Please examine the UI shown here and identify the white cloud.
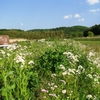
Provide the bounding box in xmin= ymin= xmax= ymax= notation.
xmin=63 ymin=15 xmax=72 ymax=19
xmin=78 ymin=18 xmax=85 ymax=21
xmin=74 ymin=14 xmax=81 ymax=18
xmin=86 ymin=0 xmax=100 ymax=5
xmin=20 ymin=23 xmax=23 ymax=26
xmin=89 ymin=8 xmax=100 ymax=12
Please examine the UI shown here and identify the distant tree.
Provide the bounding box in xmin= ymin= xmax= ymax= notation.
xmin=91 ymin=24 xmax=100 ymax=35
xmin=83 ymin=29 xmax=90 ymax=37
xmin=70 ymin=32 xmax=78 ymax=37
xmin=88 ymin=31 xmax=94 ymax=37
xmin=77 ymin=32 xmax=83 ymax=37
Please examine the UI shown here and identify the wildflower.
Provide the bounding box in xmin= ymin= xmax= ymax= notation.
xmin=87 ymin=74 xmax=93 ymax=79
xmin=63 ymin=52 xmax=79 ymax=63
xmin=97 ymin=64 xmax=100 ymax=68
xmin=38 ymin=39 xmax=45 ymax=42
xmin=59 ymin=64 xmax=66 ymax=70
xmin=88 ymin=52 xmax=95 ymax=57
xmin=94 ymin=78 xmax=98 ymax=82
xmin=7 ymin=44 xmax=17 ymax=51
xmin=86 ymin=94 xmax=92 ymax=99
xmin=78 ymin=65 xmax=83 ymax=69
xmin=64 ymin=39 xmax=67 ymax=41
xmin=49 ymin=93 xmax=58 ymax=98
xmin=14 ymin=55 xmax=25 ymax=65
xmin=51 ymin=74 xmax=56 ymax=77
xmin=28 ymin=60 xmax=34 ymax=65
xmin=60 ymin=80 xmax=66 ymax=85
xmin=62 ymin=71 xmax=67 ymax=76
xmin=41 ymin=89 xmax=48 ymax=93
xmin=94 ymin=95 xmax=97 ymax=100
xmin=0 ymin=50 xmax=5 ymax=55
xmin=20 ymin=65 xmax=24 ymax=68
xmin=62 ymin=90 xmax=66 ymax=94
xmin=43 ymin=96 xmax=46 ymax=98
xmin=51 ymin=83 xmax=54 ymax=86
xmin=68 ymin=68 xmax=76 ymax=74
xmin=76 ymin=65 xmax=85 ymax=74
xmin=51 ymin=87 xmax=55 ymax=90
xmin=48 ymin=83 xmax=51 ymax=86
xmin=7 ymin=53 xmax=10 ymax=57
xmin=54 ymin=85 xmax=58 ymax=88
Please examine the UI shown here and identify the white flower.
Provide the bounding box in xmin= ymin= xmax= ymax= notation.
xmin=28 ymin=60 xmax=34 ymax=65
xmin=88 ymin=52 xmax=95 ymax=57
xmin=7 ymin=53 xmax=10 ymax=57
xmin=7 ymin=44 xmax=17 ymax=51
xmin=41 ymin=89 xmax=48 ymax=93
xmin=0 ymin=50 xmax=5 ymax=55
xmin=59 ymin=64 xmax=66 ymax=70
xmin=38 ymin=39 xmax=45 ymax=42
xmin=76 ymin=65 xmax=85 ymax=74
xmin=51 ymin=83 xmax=54 ymax=86
xmin=63 ymin=52 xmax=79 ymax=63
xmin=60 ymin=80 xmax=66 ymax=85
xmin=54 ymin=85 xmax=58 ymax=88
xmin=62 ymin=90 xmax=66 ymax=94
xmin=51 ymin=87 xmax=55 ymax=90
xmin=51 ymin=74 xmax=56 ymax=77
xmin=78 ymin=65 xmax=83 ymax=69
xmin=62 ymin=71 xmax=67 ymax=76
xmin=68 ymin=68 xmax=76 ymax=74
xmin=43 ymin=96 xmax=46 ymax=98
xmin=49 ymin=93 xmax=58 ymax=98
xmin=86 ymin=94 xmax=92 ymax=99
xmin=14 ymin=55 xmax=25 ymax=65
xmin=87 ymin=74 xmax=93 ymax=79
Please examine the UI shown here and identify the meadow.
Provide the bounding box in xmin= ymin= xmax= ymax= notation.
xmin=0 ymin=39 xmax=100 ymax=100
xmin=74 ymin=37 xmax=100 ymax=52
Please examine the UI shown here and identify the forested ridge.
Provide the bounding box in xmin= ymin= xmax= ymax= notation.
xmin=0 ymin=24 xmax=100 ymax=39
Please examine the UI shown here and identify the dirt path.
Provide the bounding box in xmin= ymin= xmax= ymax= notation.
xmin=10 ymin=38 xmax=28 ymax=43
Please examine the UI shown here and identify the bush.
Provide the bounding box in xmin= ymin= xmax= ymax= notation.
xmin=88 ymin=31 xmax=94 ymax=37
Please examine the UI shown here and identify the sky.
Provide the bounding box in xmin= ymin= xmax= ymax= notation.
xmin=0 ymin=0 xmax=100 ymax=30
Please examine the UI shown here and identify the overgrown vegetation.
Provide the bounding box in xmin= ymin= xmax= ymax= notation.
xmin=0 ymin=39 xmax=100 ymax=100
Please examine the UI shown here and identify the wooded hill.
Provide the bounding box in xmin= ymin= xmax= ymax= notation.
xmin=0 ymin=24 xmax=100 ymax=39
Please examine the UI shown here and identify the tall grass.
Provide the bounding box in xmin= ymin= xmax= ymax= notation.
xmin=0 ymin=39 xmax=100 ymax=100
xmin=74 ymin=37 xmax=100 ymax=52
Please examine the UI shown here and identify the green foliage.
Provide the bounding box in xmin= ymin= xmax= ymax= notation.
xmin=0 ymin=25 xmax=89 ymax=39
xmin=83 ymin=24 xmax=100 ymax=36
xmin=88 ymin=31 xmax=94 ymax=37
xmin=0 ymin=39 xmax=100 ymax=99
xmin=35 ymin=46 xmax=67 ymax=75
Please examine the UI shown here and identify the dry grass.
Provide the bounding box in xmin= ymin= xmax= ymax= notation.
xmin=9 ymin=38 xmax=28 ymax=43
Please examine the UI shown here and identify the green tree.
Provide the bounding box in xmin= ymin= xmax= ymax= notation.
xmin=88 ymin=31 xmax=94 ymax=37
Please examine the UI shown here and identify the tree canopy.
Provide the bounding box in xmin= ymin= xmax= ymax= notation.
xmin=83 ymin=24 xmax=100 ymax=37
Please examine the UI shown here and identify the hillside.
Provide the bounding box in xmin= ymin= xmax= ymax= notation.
xmin=0 ymin=24 xmax=100 ymax=39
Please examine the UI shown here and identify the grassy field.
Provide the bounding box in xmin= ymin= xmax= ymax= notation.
xmin=74 ymin=37 xmax=100 ymax=52
xmin=77 ymin=41 xmax=100 ymax=52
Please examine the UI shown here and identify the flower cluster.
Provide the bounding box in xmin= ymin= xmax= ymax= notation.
xmin=63 ymin=52 xmax=79 ymax=63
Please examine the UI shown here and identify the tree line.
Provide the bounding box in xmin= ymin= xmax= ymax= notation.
xmin=83 ymin=24 xmax=100 ymax=37
xmin=0 ymin=24 xmax=100 ymax=39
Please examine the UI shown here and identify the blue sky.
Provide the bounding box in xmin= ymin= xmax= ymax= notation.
xmin=0 ymin=0 xmax=100 ymax=30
